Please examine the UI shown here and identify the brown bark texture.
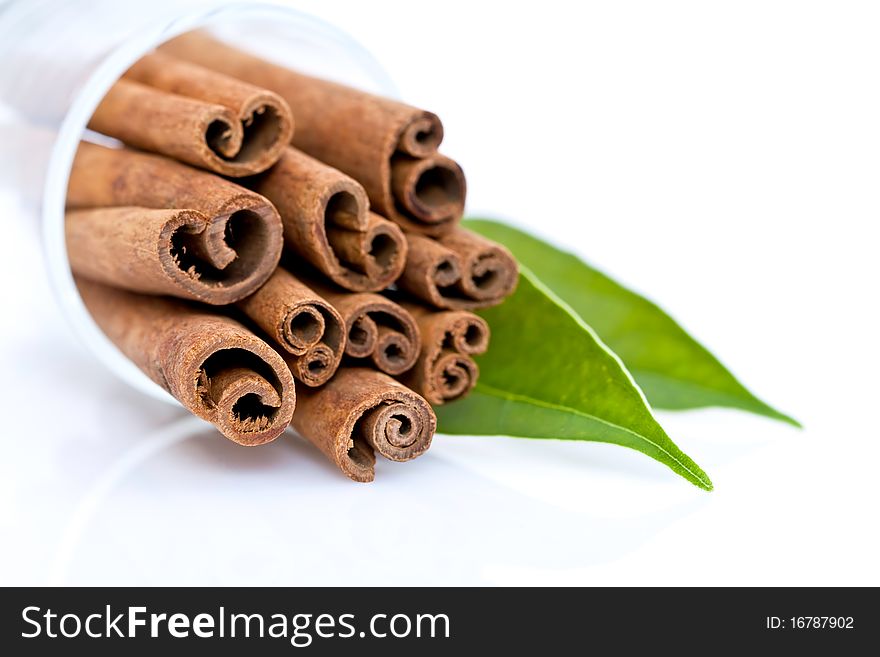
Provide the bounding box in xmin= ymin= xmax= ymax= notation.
xmin=397 ymin=300 xmax=489 ymax=405
xmin=250 ymin=147 xmax=407 ymax=291
xmin=89 ymin=52 xmax=293 ymax=177
xmin=66 ymin=142 xmax=283 ymax=304
xmin=77 ymin=277 xmax=296 ymax=445
xmin=291 ymin=368 xmax=436 ymax=482
xmin=397 ymin=228 xmax=519 ymax=310
xmin=161 ymin=32 xmax=466 ymax=235
xmin=301 ymin=273 xmax=421 ymax=376
xmin=236 ymin=267 xmax=345 ymax=387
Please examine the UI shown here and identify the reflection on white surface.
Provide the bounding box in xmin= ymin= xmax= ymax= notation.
xmin=41 ymin=419 xmax=700 ymax=586
xmin=48 ymin=415 xmax=208 ymax=585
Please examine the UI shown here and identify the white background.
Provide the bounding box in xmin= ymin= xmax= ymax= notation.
xmin=1 ymin=0 xmax=878 ymax=585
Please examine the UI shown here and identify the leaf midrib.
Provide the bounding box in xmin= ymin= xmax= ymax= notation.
xmin=475 ymin=381 xmax=712 ymax=490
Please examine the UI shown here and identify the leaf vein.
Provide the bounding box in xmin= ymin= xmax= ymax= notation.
xmin=475 ymin=381 xmax=711 ymax=488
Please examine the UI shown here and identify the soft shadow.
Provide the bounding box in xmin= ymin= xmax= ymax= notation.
xmin=50 ymin=416 xmax=703 ymax=586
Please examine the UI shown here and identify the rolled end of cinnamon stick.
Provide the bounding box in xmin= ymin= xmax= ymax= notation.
xmin=371 ymin=323 xmax=418 ymax=376
xmin=325 ymin=211 xmax=408 ymax=287
xmin=235 ymin=268 xmax=345 ymax=387
xmin=66 ymin=143 xmax=284 ymax=304
xmin=357 ymin=390 xmax=434 ymax=462
xmin=113 ymin=52 xmax=294 ymax=177
xmin=301 ymin=277 xmax=422 ymax=376
xmin=390 ymin=153 xmax=466 ymax=232
xmin=291 ymin=368 xmax=436 ymax=482
xmin=76 ymin=278 xmax=296 ymax=445
xmin=440 ymin=228 xmax=519 ymax=303
xmin=399 ymin=303 xmax=490 ymax=405
xmin=89 ymin=80 xmax=241 ymax=173
xmin=285 ymin=342 xmax=339 ymax=388
xmin=396 ymin=111 xmax=444 ymax=158
xmin=253 ymin=148 xmax=407 ymax=292
xmin=398 ymin=228 xmax=519 ymax=310
xmin=66 ymin=205 xmax=282 ymax=305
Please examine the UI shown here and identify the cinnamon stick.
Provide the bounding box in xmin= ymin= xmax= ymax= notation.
xmin=301 ymin=274 xmax=421 ymax=376
xmin=235 ymin=267 xmax=345 ymax=387
xmin=161 ymin=32 xmax=466 ymax=235
xmin=76 ymin=278 xmax=296 ymax=445
xmin=397 ymin=301 xmax=489 ymax=405
xmin=389 ymin=153 xmax=465 ymax=228
xmin=291 ymin=368 xmax=436 ymax=482
xmin=251 ymin=147 xmax=407 ymax=292
xmin=397 ymin=228 xmax=519 ymax=310
xmin=66 ymin=142 xmax=283 ymax=305
xmin=89 ymin=52 xmax=293 ymax=177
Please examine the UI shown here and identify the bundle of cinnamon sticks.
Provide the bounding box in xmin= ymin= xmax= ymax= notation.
xmin=67 ymin=31 xmax=518 ymax=482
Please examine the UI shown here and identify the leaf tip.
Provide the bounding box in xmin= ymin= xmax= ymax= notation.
xmin=685 ymin=465 xmax=714 ymax=491
xmin=754 ymin=401 xmax=802 ymax=429
xmin=777 ymin=413 xmax=803 ymax=429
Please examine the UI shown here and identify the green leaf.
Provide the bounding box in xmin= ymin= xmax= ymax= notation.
xmin=435 ymin=270 xmax=714 ymax=491
xmin=463 ymin=218 xmax=798 ymax=427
